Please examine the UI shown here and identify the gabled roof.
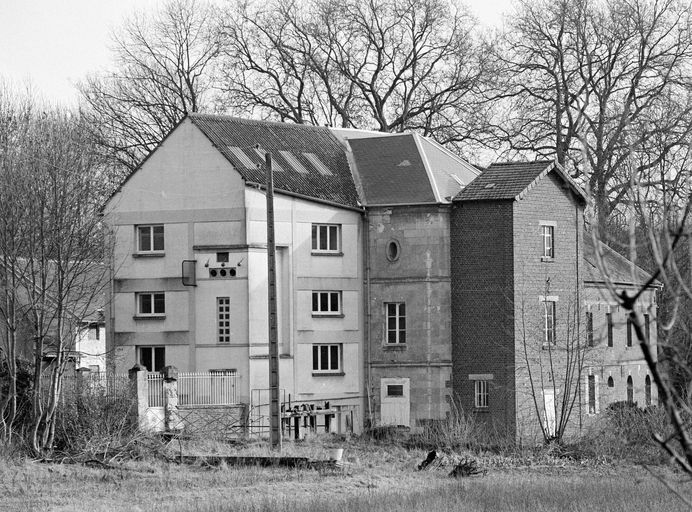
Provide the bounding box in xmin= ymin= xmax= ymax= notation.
xmin=345 ymin=133 xmax=479 ymax=206
xmin=189 ymin=114 xmax=360 ymax=208
xmin=454 ymin=160 xmax=586 ymax=203
xmin=583 ymin=235 xmax=660 ymax=288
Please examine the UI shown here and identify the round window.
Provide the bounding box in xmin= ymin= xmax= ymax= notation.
xmin=386 ymin=240 xmax=400 ymax=262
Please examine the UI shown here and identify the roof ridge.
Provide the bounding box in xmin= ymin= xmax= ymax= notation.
xmin=189 ymin=113 xmax=331 ymax=133
xmin=488 ymin=159 xmax=555 ymax=167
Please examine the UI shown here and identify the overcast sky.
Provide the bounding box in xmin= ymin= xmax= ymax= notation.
xmin=0 ymin=0 xmax=513 ymax=106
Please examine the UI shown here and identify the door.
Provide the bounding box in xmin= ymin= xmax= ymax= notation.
xmin=380 ymin=378 xmax=410 ymax=427
xmin=543 ymin=388 xmax=556 ymax=437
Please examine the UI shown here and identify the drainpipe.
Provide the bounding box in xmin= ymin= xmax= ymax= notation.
xmin=576 ymin=203 xmax=582 ymax=430
xmin=363 ymin=210 xmax=373 ymax=427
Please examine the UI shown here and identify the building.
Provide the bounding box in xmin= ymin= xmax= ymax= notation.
xmin=104 ymin=115 xmax=658 ymax=439
xmin=451 ymin=161 xmax=658 ymax=441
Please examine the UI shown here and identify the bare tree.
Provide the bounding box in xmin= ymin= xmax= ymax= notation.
xmin=490 ymin=0 xmax=692 ymax=229
xmin=79 ymin=0 xmax=222 ymax=172
xmin=218 ymin=0 xmax=492 ymax=151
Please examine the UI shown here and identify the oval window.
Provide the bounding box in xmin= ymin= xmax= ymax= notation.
xmin=386 ymin=240 xmax=400 ymax=262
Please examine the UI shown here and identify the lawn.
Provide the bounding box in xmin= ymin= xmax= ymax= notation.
xmin=1 ymin=437 xmax=691 ymax=512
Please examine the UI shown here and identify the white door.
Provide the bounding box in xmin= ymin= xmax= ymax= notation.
xmin=380 ymin=378 xmax=410 ymax=427
xmin=543 ymin=388 xmax=556 ymax=437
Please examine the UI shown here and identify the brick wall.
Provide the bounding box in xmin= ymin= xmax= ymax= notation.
xmin=451 ymin=200 xmax=516 ymax=434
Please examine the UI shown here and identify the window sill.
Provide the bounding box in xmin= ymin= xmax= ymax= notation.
xmin=312 ymin=372 xmax=345 ymax=377
xmin=473 ymin=408 xmax=490 ymax=413
xmin=311 ymin=251 xmax=344 ymax=257
xmin=312 ymin=313 xmax=345 ymax=318
xmin=541 ymin=343 xmax=557 ymax=350
xmin=540 ymin=256 xmax=554 ymax=263
xmin=133 ymin=314 xmax=166 ymax=320
xmin=383 ymin=344 xmax=407 ymax=350
xmin=133 ymin=252 xmax=165 ymax=258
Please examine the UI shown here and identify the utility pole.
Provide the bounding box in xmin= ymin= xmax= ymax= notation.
xmin=264 ymin=150 xmax=281 ymax=450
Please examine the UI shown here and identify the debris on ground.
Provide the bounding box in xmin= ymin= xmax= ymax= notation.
xmin=448 ymin=457 xmax=486 ymax=478
xmin=417 ymin=450 xmax=437 ymax=470
xmin=416 ymin=450 xmax=487 ymax=478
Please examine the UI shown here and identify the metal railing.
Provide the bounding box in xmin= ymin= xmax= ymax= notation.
xmin=178 ymin=372 xmax=238 ymax=406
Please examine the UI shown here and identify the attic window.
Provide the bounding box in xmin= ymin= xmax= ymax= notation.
xmin=279 ymin=151 xmax=310 ymax=174
xmin=484 ymin=183 xmax=496 ymax=189
xmin=303 ymin=153 xmax=333 ymax=176
xmin=228 ymin=146 xmax=257 ymax=168
xmin=397 ymin=160 xmax=411 ymax=167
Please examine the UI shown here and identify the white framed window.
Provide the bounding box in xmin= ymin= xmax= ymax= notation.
xmin=312 ymin=344 xmax=341 ymax=373
xmin=474 ymin=380 xmax=489 ymax=408
xmin=312 ymin=291 xmax=341 ymax=315
xmin=139 ymin=346 xmax=166 ymax=372
xmin=385 ymin=302 xmax=406 ymax=344
xmin=136 ymin=292 xmax=165 ymax=316
xmin=540 ymin=222 xmax=555 ymax=260
xmin=217 ymin=297 xmax=230 ymax=343
xmin=311 ymin=224 xmax=341 ymax=253
xmin=543 ymin=300 xmax=556 ymax=345
xmin=137 ymin=225 xmax=164 ymax=253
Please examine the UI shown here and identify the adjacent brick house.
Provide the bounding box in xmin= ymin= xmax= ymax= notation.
xmin=451 ymin=161 xmax=658 ymax=441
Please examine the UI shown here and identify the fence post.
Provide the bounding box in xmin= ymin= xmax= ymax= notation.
xmin=128 ymin=364 xmax=150 ymax=431
xmin=163 ymin=366 xmax=184 ymax=433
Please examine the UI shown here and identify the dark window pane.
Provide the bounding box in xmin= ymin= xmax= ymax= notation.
xmin=329 ymin=226 xmax=338 ymax=250
xmin=330 ymin=292 xmax=339 ymax=312
xmin=312 ymin=346 xmax=318 ymax=370
xmin=153 ymin=294 xmax=165 ymax=314
xmin=400 ymin=331 xmax=406 ymax=344
xmin=388 ymin=317 xmax=397 ymax=329
xmin=320 ymin=346 xmax=329 ymax=370
xmin=330 ymin=345 xmax=339 ymax=370
xmin=319 ymin=226 xmax=328 ymax=250
xmin=387 ymin=385 xmax=404 ymax=397
xmin=153 ymin=226 xmax=164 ymax=251
xmin=311 ymin=225 xmax=317 ymax=250
xmin=399 ymin=317 xmax=406 ymax=330
xmin=400 ymin=304 xmax=405 ymax=316
xmin=387 ymin=303 xmax=396 ymax=316
xmin=320 ymin=293 xmax=328 ymax=311
xmin=140 ymin=294 xmax=152 ymax=314
xmin=312 ymin=293 xmax=318 ymax=312
xmin=139 ymin=227 xmax=151 ymax=251
xmin=140 ymin=347 xmax=152 ymax=371
xmin=388 ymin=331 xmax=396 ymax=343
xmin=154 ymin=347 xmax=165 ymax=372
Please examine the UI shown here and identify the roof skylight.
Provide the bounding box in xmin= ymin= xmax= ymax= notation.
xmin=279 ymin=150 xmax=310 ymax=174
xmin=227 ymin=146 xmax=257 ymax=168
xmin=303 ymin=153 xmax=333 ymax=176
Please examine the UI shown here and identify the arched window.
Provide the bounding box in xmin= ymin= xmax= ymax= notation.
xmin=627 ymin=376 xmax=634 ymax=403
xmin=645 ymin=375 xmax=652 ymax=406
xmin=607 ymin=376 xmax=614 ymax=388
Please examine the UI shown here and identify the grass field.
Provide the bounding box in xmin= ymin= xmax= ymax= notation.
xmin=1 ymin=437 xmax=691 ymax=512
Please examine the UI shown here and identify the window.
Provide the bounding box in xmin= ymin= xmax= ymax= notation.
xmin=312 ymin=291 xmax=341 ymax=315
xmin=88 ymin=323 xmax=100 ymax=341
xmin=607 ymin=376 xmax=614 ymax=388
xmin=386 ymin=240 xmax=400 ymax=262
xmin=217 ymin=297 xmax=230 ymax=343
xmin=645 ymin=375 xmax=652 ymax=406
xmin=586 ymin=311 xmax=594 ymax=347
xmin=139 ymin=346 xmax=165 ymax=372
xmin=385 ymin=303 xmax=406 ymax=344
xmin=137 ymin=225 xmax=164 ymax=253
xmin=312 ymin=344 xmax=341 ymax=373
xmin=607 ymin=312 xmax=613 ymax=347
xmin=474 ymin=380 xmax=489 ymax=408
xmin=137 ymin=292 xmax=165 ymax=316
xmin=627 ymin=376 xmax=634 ymax=403
xmin=644 ymin=313 xmax=650 ymax=341
xmin=387 ymin=384 xmax=404 ymax=397
xmin=543 ymin=300 xmax=556 ymax=345
xmin=626 ymin=317 xmax=633 ymax=347
xmin=541 ymin=224 xmax=554 ymax=259
xmin=311 ymin=224 xmax=341 ymax=253
xmin=588 ymin=374 xmax=597 ymax=414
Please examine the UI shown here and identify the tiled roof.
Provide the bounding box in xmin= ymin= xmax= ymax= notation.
xmin=454 ymin=160 xmax=586 ymax=203
xmin=347 ymin=134 xmax=436 ymax=205
xmin=346 ymin=133 xmax=479 ymax=205
xmin=583 ymin=235 xmax=659 ymax=287
xmin=189 ymin=114 xmax=360 ymax=208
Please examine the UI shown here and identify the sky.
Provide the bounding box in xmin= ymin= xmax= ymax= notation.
xmin=0 ymin=0 xmax=513 ymax=106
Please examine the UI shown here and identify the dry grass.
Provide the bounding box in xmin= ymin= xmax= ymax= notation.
xmin=1 ymin=435 xmax=691 ymax=512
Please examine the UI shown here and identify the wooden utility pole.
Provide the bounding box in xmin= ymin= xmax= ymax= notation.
xmin=265 ymin=151 xmax=281 ymax=450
